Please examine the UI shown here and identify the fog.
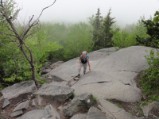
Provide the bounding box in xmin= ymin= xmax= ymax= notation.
xmin=14 ymin=0 xmax=159 ymax=26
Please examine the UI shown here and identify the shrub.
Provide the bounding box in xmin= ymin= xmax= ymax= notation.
xmin=140 ymin=50 xmax=159 ymax=101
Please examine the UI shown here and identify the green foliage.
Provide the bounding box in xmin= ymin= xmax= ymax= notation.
xmin=112 ymin=28 xmax=136 ymax=48
xmin=112 ymin=21 xmax=148 ymax=48
xmin=63 ymin=23 xmax=93 ymax=60
xmin=138 ymin=11 xmax=159 ymax=48
xmin=37 ymin=22 xmax=93 ymax=61
xmin=0 ymin=21 xmax=93 ymax=86
xmin=0 ymin=42 xmax=32 ymax=83
xmin=140 ymin=50 xmax=159 ymax=101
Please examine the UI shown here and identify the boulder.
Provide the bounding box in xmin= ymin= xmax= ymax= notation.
xmin=13 ymin=100 xmax=30 ymax=112
xmin=86 ymin=107 xmax=106 ymax=119
xmin=63 ymin=93 xmax=96 ymax=117
xmin=1 ymin=81 xmax=36 ymax=100
xmin=2 ymin=98 xmax=10 ymax=109
xmin=17 ymin=105 xmax=60 ymax=119
xmin=35 ymin=82 xmax=74 ymax=102
xmin=71 ymin=114 xmax=87 ymax=119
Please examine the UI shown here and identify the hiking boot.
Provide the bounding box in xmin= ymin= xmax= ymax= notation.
xmin=77 ymin=74 xmax=80 ymax=78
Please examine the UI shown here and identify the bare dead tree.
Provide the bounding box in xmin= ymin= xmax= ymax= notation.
xmin=0 ymin=0 xmax=56 ymax=88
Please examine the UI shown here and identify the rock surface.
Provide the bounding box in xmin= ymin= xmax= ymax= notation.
xmin=35 ymin=82 xmax=74 ymax=102
xmin=17 ymin=105 xmax=60 ymax=119
xmin=48 ymin=46 xmax=154 ymax=119
xmin=49 ymin=46 xmax=152 ymax=103
xmin=63 ymin=93 xmax=96 ymax=117
xmin=86 ymin=107 xmax=106 ymax=119
xmin=49 ymin=47 xmax=118 ymax=82
xmin=71 ymin=114 xmax=87 ymax=119
xmin=1 ymin=81 xmax=36 ymax=99
xmin=0 ymin=46 xmax=156 ymax=119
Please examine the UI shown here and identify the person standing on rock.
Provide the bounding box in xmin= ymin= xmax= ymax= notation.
xmin=77 ymin=51 xmax=91 ymax=77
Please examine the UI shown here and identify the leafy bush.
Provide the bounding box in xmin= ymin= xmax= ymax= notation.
xmin=140 ymin=50 xmax=159 ymax=100
xmin=63 ymin=23 xmax=93 ymax=60
xmin=112 ymin=28 xmax=137 ymax=48
xmin=112 ymin=21 xmax=148 ymax=48
xmin=37 ymin=22 xmax=93 ymax=61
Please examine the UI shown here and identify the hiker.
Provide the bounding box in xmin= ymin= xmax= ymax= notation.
xmin=77 ymin=51 xmax=91 ymax=77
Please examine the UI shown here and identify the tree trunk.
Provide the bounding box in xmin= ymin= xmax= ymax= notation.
xmin=31 ymin=63 xmax=38 ymax=88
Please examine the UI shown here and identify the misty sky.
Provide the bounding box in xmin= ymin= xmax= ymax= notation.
xmin=14 ymin=0 xmax=159 ymax=25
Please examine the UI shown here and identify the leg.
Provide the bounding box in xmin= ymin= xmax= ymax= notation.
xmin=83 ymin=63 xmax=87 ymax=75
xmin=78 ymin=63 xmax=82 ymax=77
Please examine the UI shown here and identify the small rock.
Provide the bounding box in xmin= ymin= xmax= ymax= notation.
xmin=10 ymin=110 xmax=23 ymax=117
xmin=71 ymin=114 xmax=87 ymax=119
xmin=2 ymin=98 xmax=10 ymax=109
xmin=86 ymin=107 xmax=106 ymax=119
xmin=45 ymin=105 xmax=60 ymax=119
xmin=13 ymin=100 xmax=29 ymax=112
xmin=63 ymin=93 xmax=96 ymax=117
xmin=31 ymin=99 xmax=37 ymax=106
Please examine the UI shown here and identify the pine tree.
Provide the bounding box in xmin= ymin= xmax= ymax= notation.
xmin=102 ymin=9 xmax=115 ymax=47
xmin=90 ymin=9 xmax=115 ymax=49
xmin=90 ymin=8 xmax=103 ymax=50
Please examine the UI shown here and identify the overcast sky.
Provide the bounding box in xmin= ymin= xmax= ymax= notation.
xmin=14 ymin=0 xmax=159 ymax=26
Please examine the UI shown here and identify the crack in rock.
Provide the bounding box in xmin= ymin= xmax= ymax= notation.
xmin=118 ymin=70 xmax=139 ymax=73
xmin=82 ymin=81 xmax=112 ymax=86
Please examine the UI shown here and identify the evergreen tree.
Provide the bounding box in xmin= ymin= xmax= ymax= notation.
xmin=90 ymin=8 xmax=115 ymax=49
xmin=90 ymin=8 xmax=103 ymax=50
xmin=102 ymin=9 xmax=115 ymax=47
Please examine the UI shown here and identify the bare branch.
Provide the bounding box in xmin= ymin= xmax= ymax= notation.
xmin=0 ymin=0 xmax=3 ymax=6
xmin=21 ymin=0 xmax=56 ymax=40
xmin=29 ymin=15 xmax=34 ymax=23
xmin=37 ymin=0 xmax=56 ymax=21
